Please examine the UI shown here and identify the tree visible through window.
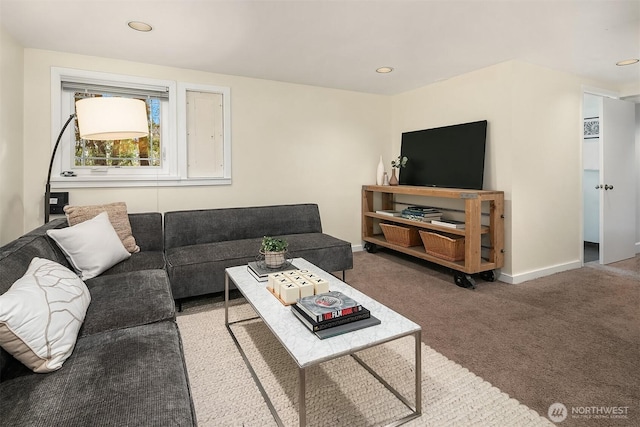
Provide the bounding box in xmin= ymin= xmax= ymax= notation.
xmin=73 ymin=93 xmax=162 ymax=167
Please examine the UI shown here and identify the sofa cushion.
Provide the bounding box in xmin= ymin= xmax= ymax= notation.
xmin=47 ymin=212 xmax=131 ymax=280
xmin=0 ymin=235 xmax=70 ymax=295
xmin=0 ymin=258 xmax=91 ymax=373
xmin=128 ymin=212 xmax=164 ymax=251
xmin=64 ymin=201 xmax=140 ymax=253
xmin=279 ymin=233 xmax=354 ymax=273
xmin=166 ymin=237 xmax=262 ymax=266
xmin=101 ymin=251 xmax=166 ymax=276
xmin=164 ymin=203 xmax=323 ymax=249
xmin=166 ymin=232 xmax=352 ymax=299
xmin=0 ymin=321 xmax=195 ymax=426
xmin=79 ymin=269 xmax=174 ymax=337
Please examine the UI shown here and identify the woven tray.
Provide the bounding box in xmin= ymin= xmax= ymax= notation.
xmin=379 ymin=223 xmax=421 ymax=247
xmin=419 ymin=230 xmax=465 ymax=261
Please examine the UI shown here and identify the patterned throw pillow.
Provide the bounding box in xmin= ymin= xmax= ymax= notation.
xmin=0 ymin=257 xmax=91 ymax=373
xmin=64 ymin=201 xmax=140 ymax=253
xmin=47 ymin=212 xmax=131 ymax=280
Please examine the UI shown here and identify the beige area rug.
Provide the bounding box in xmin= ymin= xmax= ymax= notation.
xmin=177 ymin=301 xmax=553 ymax=426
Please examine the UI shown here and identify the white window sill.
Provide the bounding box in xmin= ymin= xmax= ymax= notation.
xmin=50 ymin=176 xmax=231 ymax=188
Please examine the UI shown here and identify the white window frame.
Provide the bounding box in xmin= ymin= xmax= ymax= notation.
xmin=50 ymin=67 xmax=232 ymax=187
xmin=177 ymin=82 xmax=232 ymax=184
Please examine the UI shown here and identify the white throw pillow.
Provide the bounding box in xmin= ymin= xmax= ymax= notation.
xmin=0 ymin=257 xmax=91 ymax=373
xmin=47 ymin=211 xmax=131 ymax=280
xmin=64 ymin=202 xmax=140 ymax=253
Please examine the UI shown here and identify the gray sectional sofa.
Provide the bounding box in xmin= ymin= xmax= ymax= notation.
xmin=164 ymin=203 xmax=353 ymax=301
xmin=0 ymin=203 xmax=352 ymax=424
xmin=0 ymin=214 xmax=195 ymax=426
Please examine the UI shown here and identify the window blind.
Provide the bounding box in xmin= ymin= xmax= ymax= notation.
xmin=62 ymin=81 xmax=169 ymax=99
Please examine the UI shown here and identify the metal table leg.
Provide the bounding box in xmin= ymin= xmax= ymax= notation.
xmin=299 ymin=367 xmax=306 ymax=426
xmin=224 ymin=273 xmax=229 ymax=325
xmin=415 ymin=330 xmax=422 ymax=416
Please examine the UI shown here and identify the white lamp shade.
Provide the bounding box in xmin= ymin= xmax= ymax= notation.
xmin=75 ymin=97 xmax=149 ymax=140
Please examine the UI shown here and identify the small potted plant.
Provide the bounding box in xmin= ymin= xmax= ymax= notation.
xmin=260 ymin=236 xmax=288 ymax=268
xmin=389 ymin=156 xmax=408 ymax=185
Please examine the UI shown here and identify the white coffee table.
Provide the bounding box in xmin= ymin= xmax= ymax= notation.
xmin=225 ymin=258 xmax=422 ymax=426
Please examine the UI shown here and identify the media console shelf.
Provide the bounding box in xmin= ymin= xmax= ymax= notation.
xmin=362 ymin=185 xmax=504 ymax=289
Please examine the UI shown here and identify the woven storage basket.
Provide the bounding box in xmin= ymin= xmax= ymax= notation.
xmin=419 ymin=230 xmax=465 ymax=261
xmin=379 ymin=223 xmax=421 ymax=247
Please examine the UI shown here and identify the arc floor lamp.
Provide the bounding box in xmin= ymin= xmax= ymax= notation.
xmin=45 ymin=97 xmax=149 ymax=223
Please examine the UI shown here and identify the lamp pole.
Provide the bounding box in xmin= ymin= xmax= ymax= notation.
xmin=45 ymin=113 xmax=75 ymax=223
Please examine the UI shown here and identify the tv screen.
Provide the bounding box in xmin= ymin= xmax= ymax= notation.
xmin=399 ymin=120 xmax=487 ymax=190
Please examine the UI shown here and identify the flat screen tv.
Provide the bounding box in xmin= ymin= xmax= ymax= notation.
xmin=399 ymin=120 xmax=487 ymax=190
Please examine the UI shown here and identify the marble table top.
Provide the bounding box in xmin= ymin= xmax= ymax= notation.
xmin=226 ymin=258 xmax=421 ymax=368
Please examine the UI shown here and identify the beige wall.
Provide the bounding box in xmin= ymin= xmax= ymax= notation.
xmin=391 ymin=60 xmax=616 ymax=282
xmin=0 ymin=28 xmax=24 ymax=245
xmin=22 ymin=49 xmax=391 ymax=245
xmin=6 ymin=45 xmax=634 ymax=281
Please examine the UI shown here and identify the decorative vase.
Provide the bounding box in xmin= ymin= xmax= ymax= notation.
xmin=389 ymin=168 xmax=399 ymax=186
xmin=383 ymin=172 xmax=389 ymax=185
xmin=261 ymin=250 xmax=287 ymax=268
xmin=376 ymin=155 xmax=385 ymax=185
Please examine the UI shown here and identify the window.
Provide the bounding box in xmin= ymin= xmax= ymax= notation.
xmin=178 ymin=82 xmax=231 ymax=180
xmin=51 ymin=68 xmax=231 ymax=187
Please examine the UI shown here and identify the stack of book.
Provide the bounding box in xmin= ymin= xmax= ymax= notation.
xmin=247 ymin=260 xmax=296 ymax=282
xmin=291 ymin=291 xmax=380 ymax=339
xmin=401 ymin=206 xmax=442 ymax=222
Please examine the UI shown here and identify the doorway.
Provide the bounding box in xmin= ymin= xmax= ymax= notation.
xmin=582 ymin=92 xmax=637 ymax=265
xmin=582 ymin=93 xmax=600 ymax=263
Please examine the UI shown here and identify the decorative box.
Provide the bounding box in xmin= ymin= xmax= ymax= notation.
xmin=310 ymin=277 xmax=329 ymax=294
xmin=268 ymin=272 xmax=286 ymax=290
xmin=295 ymin=279 xmax=315 ymax=298
xmin=272 ymin=277 xmax=290 ymax=296
xmin=279 ymin=282 xmax=300 ymax=304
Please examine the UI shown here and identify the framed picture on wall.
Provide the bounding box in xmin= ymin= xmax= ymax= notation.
xmin=584 ymin=117 xmax=599 ymax=139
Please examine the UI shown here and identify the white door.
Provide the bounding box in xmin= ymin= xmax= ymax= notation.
xmin=599 ymin=97 xmax=636 ymax=264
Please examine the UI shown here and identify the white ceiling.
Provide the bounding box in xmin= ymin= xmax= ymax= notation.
xmin=1 ymin=0 xmax=638 ymax=95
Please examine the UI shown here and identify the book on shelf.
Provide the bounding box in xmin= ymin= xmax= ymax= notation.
xmin=291 ymin=304 xmax=371 ymax=332
xmin=375 ymin=210 xmax=402 ymax=217
xmin=401 ymin=206 xmax=442 ymax=222
xmin=247 ymin=260 xmax=296 ymax=282
xmin=430 ymin=219 xmax=466 ymax=229
xmin=404 ymin=206 xmax=441 ymax=215
xmin=402 ymin=213 xmax=442 ymax=222
xmin=296 ymin=291 xmax=363 ymax=323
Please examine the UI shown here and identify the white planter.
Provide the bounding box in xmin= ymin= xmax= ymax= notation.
xmin=261 ymin=250 xmax=287 ymax=268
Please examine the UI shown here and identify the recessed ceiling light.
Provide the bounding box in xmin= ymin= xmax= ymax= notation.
xmin=376 ymin=67 xmax=394 ymax=74
xmin=127 ymin=21 xmax=153 ymax=32
xmin=616 ymin=58 xmax=639 ymax=66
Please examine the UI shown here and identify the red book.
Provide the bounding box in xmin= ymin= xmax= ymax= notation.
xmin=295 ymin=291 xmax=362 ymax=323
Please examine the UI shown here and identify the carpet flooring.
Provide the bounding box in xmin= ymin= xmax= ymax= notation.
xmin=178 ymin=251 xmax=638 ymax=426
xmin=343 ymin=250 xmax=639 ymax=427
xmin=177 ymin=302 xmax=552 ymax=426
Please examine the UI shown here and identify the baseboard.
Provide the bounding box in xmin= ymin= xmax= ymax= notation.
xmin=499 ymin=260 xmax=582 ymax=284
xmin=352 ymin=243 xmax=616 ymax=285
